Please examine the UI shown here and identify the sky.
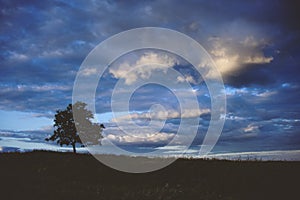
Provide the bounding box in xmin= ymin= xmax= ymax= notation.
xmin=0 ymin=0 xmax=300 ymax=159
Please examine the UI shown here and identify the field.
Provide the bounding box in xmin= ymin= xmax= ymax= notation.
xmin=0 ymin=151 xmax=299 ymax=200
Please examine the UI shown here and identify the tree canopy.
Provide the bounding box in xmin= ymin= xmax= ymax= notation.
xmin=46 ymin=102 xmax=105 ymax=153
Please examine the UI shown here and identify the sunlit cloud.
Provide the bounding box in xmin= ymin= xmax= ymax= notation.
xmin=209 ymin=36 xmax=273 ymax=75
xmin=109 ymin=52 xmax=179 ymax=85
xmin=243 ymin=124 xmax=259 ymax=133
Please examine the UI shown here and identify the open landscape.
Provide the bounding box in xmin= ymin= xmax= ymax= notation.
xmin=1 ymin=1 xmax=300 ymax=200
xmin=1 ymin=151 xmax=299 ymax=200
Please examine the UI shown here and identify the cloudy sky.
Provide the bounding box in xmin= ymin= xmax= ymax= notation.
xmin=0 ymin=0 xmax=300 ymax=157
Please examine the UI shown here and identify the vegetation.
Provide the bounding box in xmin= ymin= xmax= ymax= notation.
xmin=45 ymin=102 xmax=105 ymax=153
xmin=0 ymin=151 xmax=299 ymax=200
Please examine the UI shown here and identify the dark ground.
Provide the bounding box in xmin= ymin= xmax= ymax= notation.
xmin=0 ymin=151 xmax=299 ymax=200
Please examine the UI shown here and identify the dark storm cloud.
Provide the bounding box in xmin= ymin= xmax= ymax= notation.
xmin=1 ymin=0 xmax=299 ymax=112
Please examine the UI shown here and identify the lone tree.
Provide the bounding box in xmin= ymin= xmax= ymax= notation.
xmin=46 ymin=102 xmax=105 ymax=153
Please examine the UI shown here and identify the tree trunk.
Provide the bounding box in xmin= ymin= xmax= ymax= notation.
xmin=72 ymin=143 xmax=76 ymax=154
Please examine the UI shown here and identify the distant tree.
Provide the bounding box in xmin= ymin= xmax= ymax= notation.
xmin=46 ymin=102 xmax=105 ymax=153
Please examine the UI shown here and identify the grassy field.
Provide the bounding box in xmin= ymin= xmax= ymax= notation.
xmin=0 ymin=151 xmax=299 ymax=200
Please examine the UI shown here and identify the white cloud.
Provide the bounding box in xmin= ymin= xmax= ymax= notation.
xmin=176 ymin=75 xmax=196 ymax=84
xmin=109 ymin=52 xmax=179 ymax=85
xmin=104 ymin=132 xmax=175 ymax=144
xmin=155 ymin=145 xmax=185 ymax=150
xmin=225 ymin=86 xmax=277 ymax=98
xmin=80 ymin=68 xmax=98 ymax=76
xmin=8 ymin=51 xmax=28 ymax=61
xmin=256 ymin=90 xmax=277 ymax=98
xmin=111 ymin=108 xmax=210 ymax=122
xmin=12 ymin=84 xmax=70 ymax=92
xmin=225 ymin=113 xmax=247 ymax=121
